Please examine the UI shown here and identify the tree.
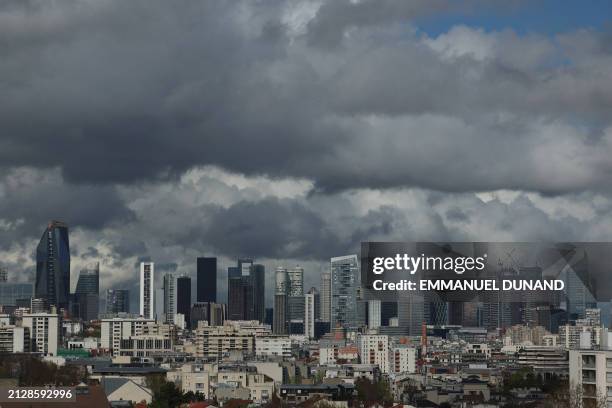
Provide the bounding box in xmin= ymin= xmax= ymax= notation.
xmin=545 ymin=382 xmax=608 ymax=408
xmin=150 ymin=380 xmax=183 ymax=408
xmin=355 ymin=377 xmax=393 ymax=405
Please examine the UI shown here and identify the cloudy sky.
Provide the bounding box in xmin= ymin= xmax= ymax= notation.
xmin=1 ymin=0 xmax=612 ymax=309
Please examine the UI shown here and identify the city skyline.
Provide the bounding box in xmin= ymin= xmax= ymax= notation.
xmin=2 ymin=1 xmax=612 ymax=323
xmin=2 ymin=1 xmax=612 ymax=405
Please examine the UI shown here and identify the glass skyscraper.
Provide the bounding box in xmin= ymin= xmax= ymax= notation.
xmin=74 ymin=263 xmax=100 ymax=321
xmin=176 ymin=275 xmax=191 ymax=327
xmin=330 ymin=254 xmax=361 ymax=330
xmin=35 ymin=221 xmax=70 ymax=311
xmin=0 ymin=283 xmax=33 ymax=307
xmin=197 ymin=257 xmax=217 ymax=303
xmin=227 ymin=259 xmax=265 ymax=322
xmin=163 ymin=273 xmax=176 ymax=324
xmin=106 ymin=289 xmax=130 ymax=314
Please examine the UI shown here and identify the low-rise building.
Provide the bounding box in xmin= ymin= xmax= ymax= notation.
xmin=279 ymin=383 xmax=355 ymax=404
xmin=256 ymin=336 xmax=291 ymax=358
xmin=195 ymin=322 xmax=256 ymax=358
xmin=569 ymin=348 xmax=612 ymax=406
xmin=0 ymin=325 xmax=29 ymax=352
xmin=22 ymin=313 xmax=60 ymax=356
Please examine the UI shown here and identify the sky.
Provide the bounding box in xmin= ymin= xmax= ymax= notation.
xmin=1 ymin=0 xmax=612 ymax=309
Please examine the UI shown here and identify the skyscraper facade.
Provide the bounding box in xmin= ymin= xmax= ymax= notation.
xmin=106 ymin=289 xmax=130 ymax=314
xmin=227 ymin=259 xmax=265 ymax=322
xmin=273 ymin=268 xmax=288 ymax=334
xmin=330 ymin=255 xmax=361 ymax=330
xmin=307 ymin=287 xmax=320 ymax=321
xmin=140 ymin=262 xmax=154 ymax=319
xmin=163 ymin=273 xmax=176 ymax=324
xmin=197 ymin=257 xmax=217 ymax=303
xmin=35 ymin=221 xmax=70 ymax=311
xmin=286 ymin=266 xmax=304 ymax=296
xmin=305 ymin=292 xmax=316 ymax=339
xmin=368 ymin=299 xmax=381 ymax=329
xmin=0 ymin=267 xmax=7 ymax=282
xmin=320 ymin=271 xmax=331 ymax=323
xmin=74 ymin=263 xmax=100 ymax=321
xmin=176 ymin=275 xmax=191 ymax=327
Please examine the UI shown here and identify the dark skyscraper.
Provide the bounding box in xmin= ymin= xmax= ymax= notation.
xmin=227 ymin=259 xmax=265 ymax=322
xmin=106 ymin=289 xmax=130 ymax=314
xmin=197 ymin=257 xmax=217 ymax=303
xmin=35 ymin=221 xmax=70 ymax=311
xmin=74 ymin=263 xmax=100 ymax=321
xmin=176 ymin=275 xmax=192 ymax=327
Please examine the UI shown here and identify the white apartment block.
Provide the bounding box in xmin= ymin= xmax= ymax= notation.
xmin=118 ymin=334 xmax=172 ymax=357
xmin=0 ymin=325 xmax=30 ymax=353
xmin=390 ymin=345 xmax=416 ymax=374
xmin=225 ymin=320 xmax=272 ymax=336
xmin=319 ymin=345 xmax=337 ymax=365
xmin=560 ymin=324 xmax=602 ymax=350
xmin=195 ymin=323 xmax=256 ymax=358
xmin=569 ymin=349 xmax=612 ymax=407
xmin=167 ymin=363 xmax=218 ymax=398
xmin=256 ymin=336 xmax=292 ymax=358
xmin=22 ymin=313 xmax=60 ymax=356
xmin=358 ymin=334 xmax=390 ymax=373
xmin=100 ymin=317 xmax=174 ymax=356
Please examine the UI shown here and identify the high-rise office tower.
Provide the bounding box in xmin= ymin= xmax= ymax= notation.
xmin=139 ymin=262 xmax=154 ymax=319
xmin=330 ymin=255 xmax=361 ymax=330
xmin=176 ymin=275 xmax=191 ymax=328
xmin=275 ymin=266 xmax=305 ymax=333
xmin=287 ymin=266 xmax=304 ymax=296
xmin=287 ymin=295 xmax=305 ymax=335
xmin=227 ymin=259 xmax=265 ymax=322
xmin=307 ymin=287 xmax=320 ymax=321
xmin=163 ymin=273 xmax=176 ymax=324
xmin=273 ymin=268 xmax=288 ymax=334
xmin=320 ymin=272 xmax=331 ymax=323
xmin=305 ymin=292 xmax=316 ymax=339
xmin=35 ymin=221 xmax=70 ymax=311
xmin=197 ymin=257 xmax=217 ymax=303
xmin=368 ymin=299 xmax=381 ymax=329
xmin=74 ymin=263 xmax=100 ymax=321
xmin=565 ymin=250 xmax=596 ymax=321
xmin=155 ymin=288 xmax=164 ymax=321
xmin=106 ymin=289 xmax=130 ymax=314
xmin=0 ymin=282 xmax=33 ymax=308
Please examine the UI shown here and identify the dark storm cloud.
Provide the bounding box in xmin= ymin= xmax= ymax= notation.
xmin=0 ymin=168 xmax=134 ymax=249
xmin=2 ymin=1 xmax=612 ymax=294
xmin=201 ymin=197 xmax=344 ymax=260
xmin=1 ymin=1 xmax=611 ymax=195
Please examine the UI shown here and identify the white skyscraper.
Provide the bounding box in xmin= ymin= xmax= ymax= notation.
xmin=305 ymin=292 xmax=316 ymax=339
xmin=140 ymin=262 xmax=155 ymax=320
xmin=368 ymin=299 xmax=381 ymax=329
